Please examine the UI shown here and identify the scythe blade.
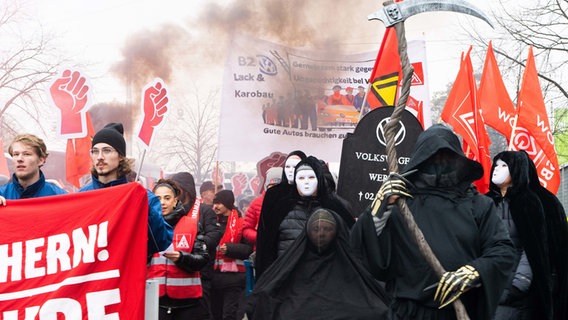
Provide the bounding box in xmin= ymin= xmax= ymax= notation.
xmin=368 ymin=0 xmax=493 ymax=28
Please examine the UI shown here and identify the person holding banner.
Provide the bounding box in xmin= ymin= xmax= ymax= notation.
xmin=79 ymin=122 xmax=173 ymax=255
xmin=148 ymin=179 xmax=210 ymax=319
xmin=350 ymin=124 xmax=516 ymax=320
xmin=0 ymin=134 xmax=67 ymax=203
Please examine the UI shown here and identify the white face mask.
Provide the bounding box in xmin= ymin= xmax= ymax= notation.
xmin=285 ymin=156 xmax=302 ymax=184
xmin=491 ymin=159 xmax=511 ymax=186
xmin=295 ymin=168 xmax=318 ymax=197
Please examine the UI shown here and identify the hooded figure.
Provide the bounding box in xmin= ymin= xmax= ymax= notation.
xmin=351 ymin=124 xmax=516 ymax=320
xmin=487 ymin=150 xmax=552 ymax=320
xmin=255 ymin=150 xmax=306 ymax=278
xmin=523 ymin=151 xmax=568 ymax=320
xmin=246 ymin=208 xmax=389 ymax=320
xmin=255 ymin=155 xmax=354 ymax=279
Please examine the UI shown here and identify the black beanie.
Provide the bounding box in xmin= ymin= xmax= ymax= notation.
xmin=213 ymin=190 xmax=235 ymax=210
xmin=92 ymin=123 xmax=126 ymax=156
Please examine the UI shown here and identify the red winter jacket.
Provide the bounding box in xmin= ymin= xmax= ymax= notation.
xmin=243 ymin=193 xmax=264 ymax=249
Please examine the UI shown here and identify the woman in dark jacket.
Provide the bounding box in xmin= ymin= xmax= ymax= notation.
xmin=148 ymin=179 xmax=210 ymax=319
xmin=487 ymin=151 xmax=552 ymax=320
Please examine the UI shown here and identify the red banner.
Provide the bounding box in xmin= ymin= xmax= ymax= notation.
xmin=0 ymin=183 xmax=148 ymax=319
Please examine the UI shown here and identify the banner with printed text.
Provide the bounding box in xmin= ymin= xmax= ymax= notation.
xmin=0 ymin=183 xmax=148 ymax=319
xmin=218 ymin=34 xmax=429 ymax=162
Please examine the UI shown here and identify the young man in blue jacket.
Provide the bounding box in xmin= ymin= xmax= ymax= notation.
xmin=79 ymin=122 xmax=173 ymax=255
xmin=0 ymin=134 xmax=67 ymax=203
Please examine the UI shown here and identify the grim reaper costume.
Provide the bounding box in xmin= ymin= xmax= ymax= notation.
xmin=246 ymin=209 xmax=388 ymax=320
xmin=351 ymin=124 xmax=516 ymax=320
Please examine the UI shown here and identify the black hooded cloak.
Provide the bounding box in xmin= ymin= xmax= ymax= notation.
xmin=522 ymin=150 xmax=568 ymax=320
xmin=246 ymin=209 xmax=389 ymax=320
xmin=351 ymin=124 xmax=516 ymax=320
xmin=487 ymin=151 xmax=552 ymax=319
xmin=255 ymin=155 xmax=354 ymax=279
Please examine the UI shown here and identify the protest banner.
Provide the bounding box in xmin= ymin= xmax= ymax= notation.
xmin=0 ymin=183 xmax=148 ymax=319
xmin=218 ymin=34 xmax=428 ymax=162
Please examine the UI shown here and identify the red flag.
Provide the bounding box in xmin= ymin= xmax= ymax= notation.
xmin=66 ymin=113 xmax=94 ymax=188
xmin=478 ymin=41 xmax=516 ymax=139
xmin=366 ymin=27 xmax=401 ymax=109
xmin=0 ymin=138 xmax=10 ymax=178
xmin=405 ymin=95 xmax=425 ymax=128
xmin=511 ymin=46 xmax=560 ymax=193
xmin=441 ymin=47 xmax=492 ymax=194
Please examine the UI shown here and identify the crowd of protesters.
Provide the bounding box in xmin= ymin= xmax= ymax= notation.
xmin=1 ymin=122 xmax=567 ymax=320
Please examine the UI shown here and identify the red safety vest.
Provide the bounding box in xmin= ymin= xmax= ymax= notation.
xmin=215 ymin=209 xmax=246 ymax=272
xmin=147 ymin=200 xmax=202 ymax=299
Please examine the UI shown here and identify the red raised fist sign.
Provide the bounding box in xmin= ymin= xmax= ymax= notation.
xmin=138 ymin=78 xmax=170 ymax=149
xmin=50 ymin=69 xmax=90 ymax=138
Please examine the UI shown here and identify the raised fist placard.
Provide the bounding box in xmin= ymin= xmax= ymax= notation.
xmin=138 ymin=78 xmax=170 ymax=149
xmin=50 ymin=69 xmax=91 ymax=138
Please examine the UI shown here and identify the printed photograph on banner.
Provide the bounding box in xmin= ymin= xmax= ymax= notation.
xmin=218 ymin=34 xmax=429 ymax=162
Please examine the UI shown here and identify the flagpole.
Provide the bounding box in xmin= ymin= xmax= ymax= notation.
xmin=507 ymin=114 xmax=519 ymax=150
xmin=135 ymin=149 xmax=147 ymax=183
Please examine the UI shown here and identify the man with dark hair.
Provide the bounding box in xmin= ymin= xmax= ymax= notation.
xmin=79 ymin=122 xmax=172 ymax=255
xmin=0 ymin=134 xmax=67 ymax=203
xmin=200 ymin=180 xmax=223 ymax=205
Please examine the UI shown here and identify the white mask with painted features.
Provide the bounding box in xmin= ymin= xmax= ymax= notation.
xmin=285 ymin=156 xmax=302 ymax=184
xmin=491 ymin=159 xmax=511 ymax=186
xmin=295 ymin=168 xmax=318 ymax=197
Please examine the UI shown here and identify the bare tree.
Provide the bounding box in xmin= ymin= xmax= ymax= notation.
xmin=464 ymin=0 xmax=568 ymax=161
xmin=149 ymin=88 xmax=220 ymax=184
xmin=0 ymin=1 xmax=66 ymax=139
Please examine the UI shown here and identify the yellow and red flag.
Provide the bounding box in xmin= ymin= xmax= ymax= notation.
xmin=367 ymin=27 xmax=401 ymax=109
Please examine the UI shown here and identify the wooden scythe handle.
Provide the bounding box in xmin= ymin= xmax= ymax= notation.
xmin=383 ymin=15 xmax=471 ymax=320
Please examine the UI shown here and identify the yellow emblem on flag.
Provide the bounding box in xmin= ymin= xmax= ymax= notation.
xmin=371 ymin=72 xmax=399 ymax=106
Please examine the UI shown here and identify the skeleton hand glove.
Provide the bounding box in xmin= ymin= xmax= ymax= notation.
xmin=370 ymin=173 xmax=412 ymax=236
xmin=371 ymin=173 xmax=412 ymax=216
xmin=434 ymin=265 xmax=480 ymax=309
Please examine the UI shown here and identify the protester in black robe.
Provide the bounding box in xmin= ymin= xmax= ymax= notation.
xmin=255 ymin=155 xmax=354 ymax=280
xmin=246 ymin=208 xmax=389 ymax=320
xmin=522 ymin=150 xmax=568 ymax=320
xmin=487 ymin=150 xmax=552 ymax=319
xmin=351 ymin=124 xmax=516 ymax=320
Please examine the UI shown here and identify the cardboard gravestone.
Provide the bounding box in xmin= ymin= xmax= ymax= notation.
xmin=337 ymin=107 xmax=423 ymax=217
